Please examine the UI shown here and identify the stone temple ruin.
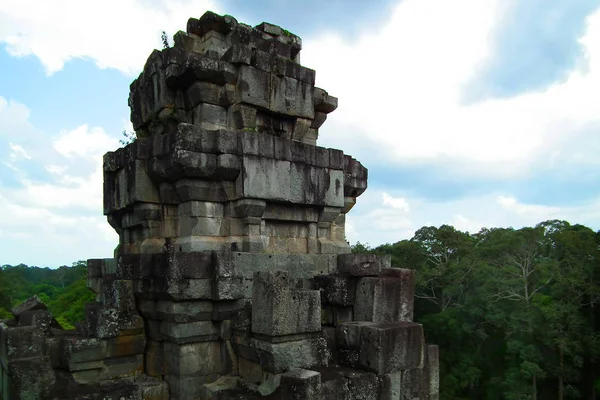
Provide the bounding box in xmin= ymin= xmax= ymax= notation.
xmin=0 ymin=11 xmax=439 ymax=400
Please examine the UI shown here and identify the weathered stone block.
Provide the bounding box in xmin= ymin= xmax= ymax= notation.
xmin=134 ymin=278 xmax=214 ymax=301
xmin=146 ymin=340 xmax=165 ymax=377
xmin=179 ymin=216 xmax=224 ymax=236
xmin=427 ymin=344 xmax=440 ymax=400
xmin=102 ymin=354 xmax=144 ymax=380
xmin=179 ymin=201 xmax=224 ymax=218
xmin=314 ymin=87 xmax=338 ymax=113
xmin=17 ymin=309 xmax=61 ymax=332
xmin=160 ymin=320 xmax=220 ymax=343
xmin=84 ymin=302 xmax=120 ymax=338
xmin=280 ymin=368 xmax=321 ymax=400
xmin=186 ymin=81 xmax=225 ymax=108
xmin=319 ymin=368 xmax=379 ymax=400
xmin=380 ymin=371 xmax=403 ymax=400
xmin=354 ymin=276 xmax=414 ymax=323
xmin=359 ymin=322 xmax=424 ymax=374
xmin=314 ymin=275 xmax=356 ymax=306
xmin=222 ymin=43 xmax=252 ymax=65
xmin=270 ymin=75 xmax=314 ymax=118
xmin=229 ymin=103 xmax=257 ymax=130
xmin=105 ymin=333 xmax=146 ymax=358
xmin=338 ymin=253 xmax=389 ymax=276
xmin=174 ymin=150 xmax=217 ymax=178
xmin=61 ymin=337 xmax=106 ymax=364
xmin=4 ymin=326 xmax=45 ymax=360
xmin=159 ymin=251 xmax=215 ymax=280
xmin=217 ymin=153 xmax=241 ymax=180
xmin=7 ymin=357 xmax=55 ymax=399
xmin=164 ymin=341 xmax=221 ymax=376
xmin=157 ymin=300 xmax=213 ymax=322
xmin=251 ymin=336 xmax=328 ymax=373
xmin=192 ymin=103 xmax=228 ymax=129
xmin=252 ymin=272 xmax=321 ymax=336
xmin=10 ymin=295 xmax=47 ymax=317
xmin=237 ymin=66 xmax=270 ymax=108
xmin=214 ymin=277 xmax=245 ymax=300
xmin=402 ymin=367 xmax=426 ymax=400
xmin=175 ymin=179 xmax=228 ymax=202
xmin=336 ymin=321 xmax=372 ymax=350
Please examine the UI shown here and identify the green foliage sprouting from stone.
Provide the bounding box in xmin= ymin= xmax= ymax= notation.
xmin=119 ymin=130 xmax=136 ymax=146
xmin=161 ymin=30 xmax=170 ymax=49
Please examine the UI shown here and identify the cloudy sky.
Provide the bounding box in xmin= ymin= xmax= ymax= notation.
xmin=1 ymin=0 xmax=600 ymax=267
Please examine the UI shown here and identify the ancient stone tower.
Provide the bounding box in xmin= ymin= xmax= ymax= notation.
xmin=0 ymin=11 xmax=439 ymax=400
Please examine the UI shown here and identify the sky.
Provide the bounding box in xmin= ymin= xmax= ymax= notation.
xmin=1 ymin=0 xmax=600 ymax=267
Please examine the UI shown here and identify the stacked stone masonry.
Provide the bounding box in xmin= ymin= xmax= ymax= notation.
xmin=0 ymin=11 xmax=439 ymax=400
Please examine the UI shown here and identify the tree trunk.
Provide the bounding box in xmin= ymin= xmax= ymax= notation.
xmin=558 ymin=343 xmax=564 ymax=400
xmin=533 ymin=374 xmax=537 ymax=400
xmin=591 ymin=301 xmax=597 ymax=400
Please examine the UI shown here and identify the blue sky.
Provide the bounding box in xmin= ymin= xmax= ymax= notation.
xmin=1 ymin=0 xmax=600 ymax=267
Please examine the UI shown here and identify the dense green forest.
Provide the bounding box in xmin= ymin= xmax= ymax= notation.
xmin=1 ymin=219 xmax=598 ymax=399
xmin=354 ymin=219 xmax=600 ymax=400
xmin=0 ymin=261 xmax=95 ymax=329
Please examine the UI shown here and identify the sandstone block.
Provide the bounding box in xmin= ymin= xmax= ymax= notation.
xmin=10 ymin=295 xmax=47 ymax=317
xmin=17 ymin=309 xmax=61 ymax=332
xmin=237 ymin=66 xmax=270 ymax=108
xmin=222 ymin=43 xmax=252 ymax=65
xmin=105 ymin=333 xmax=146 ymax=358
xmin=192 ymin=103 xmax=228 ymax=129
xmin=252 ymin=271 xmax=321 ymax=336
xmin=5 ymin=326 xmax=45 ymax=360
xmin=7 ymin=357 xmax=55 ymax=399
xmin=156 ymin=300 xmax=213 ymax=322
xmin=217 ymin=153 xmax=241 ymax=180
xmin=61 ymin=337 xmax=106 ymax=364
xmin=251 ymin=336 xmax=328 ymax=373
xmin=338 ymin=253 xmax=390 ymax=276
xmin=101 ymin=354 xmax=144 ymax=380
xmin=160 ymin=320 xmax=219 ymax=343
xmin=314 ymin=87 xmax=338 ymax=113
xmin=354 ymin=276 xmax=414 ymax=323
xmin=280 ymin=368 xmax=321 ymax=400
xmin=359 ymin=322 xmax=425 ymax=374
xmin=336 ymin=321 xmax=373 ymax=350
xmin=146 ymin=340 xmax=165 ymax=377
xmin=214 ymin=277 xmax=245 ymax=300
xmin=186 ymin=81 xmax=225 ymax=108
xmin=314 ymin=275 xmax=356 ymax=306
xmin=174 ymin=150 xmax=217 ymax=179
xmin=270 ymin=75 xmax=314 ymax=118
xmin=164 ymin=341 xmax=221 ymax=376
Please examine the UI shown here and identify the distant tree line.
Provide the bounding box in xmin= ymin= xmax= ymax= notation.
xmin=353 ymin=219 xmax=600 ymax=400
xmin=0 ymin=261 xmax=95 ymax=329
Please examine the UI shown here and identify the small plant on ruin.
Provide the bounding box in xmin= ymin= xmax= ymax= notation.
xmin=119 ymin=130 xmax=136 ymax=146
xmin=161 ymin=31 xmax=170 ymax=49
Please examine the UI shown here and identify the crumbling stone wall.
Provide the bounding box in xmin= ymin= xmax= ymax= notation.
xmin=0 ymin=11 xmax=438 ymax=400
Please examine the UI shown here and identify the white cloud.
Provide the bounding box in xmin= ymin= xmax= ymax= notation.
xmin=346 ymin=188 xmax=600 ymax=246
xmin=0 ymin=97 xmax=118 ymax=266
xmin=303 ymin=1 xmax=600 ymax=180
xmin=54 ymin=124 xmax=119 ymax=158
xmin=0 ymin=0 xmax=219 ymax=76
xmin=382 ymin=193 xmax=410 ymax=212
xmin=8 ymin=142 xmax=31 ymax=160
xmin=496 ymin=195 xmax=561 ymax=220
